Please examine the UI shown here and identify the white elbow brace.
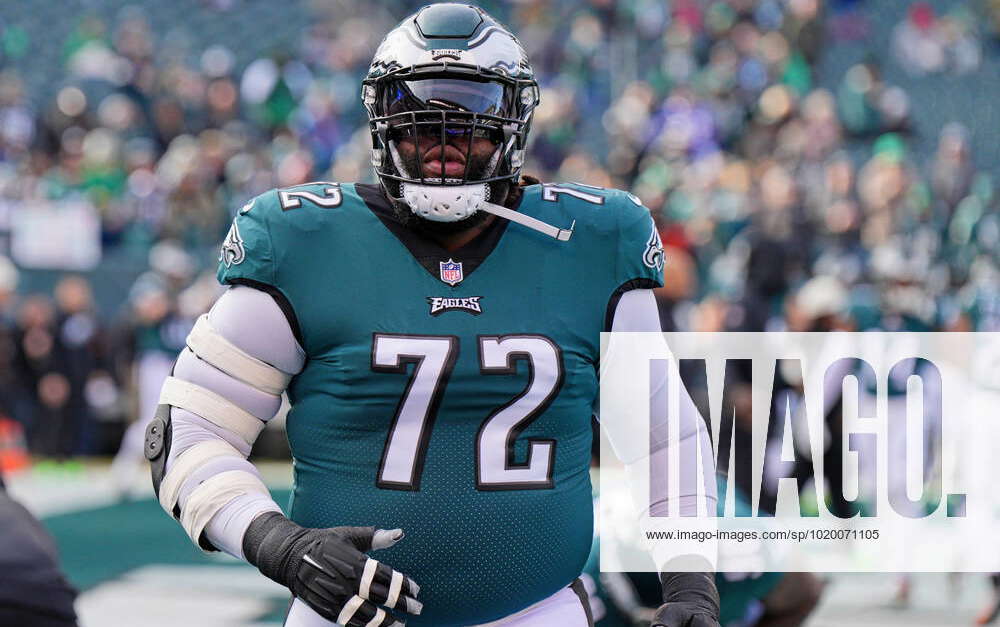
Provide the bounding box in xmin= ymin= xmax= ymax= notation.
xmin=179 ymin=469 xmax=271 ymax=546
xmin=158 ymin=439 xmax=244 ymax=516
xmin=159 ymin=376 xmax=266 ymax=448
xmin=186 ymin=314 xmax=292 ymax=395
xmin=147 ymin=286 xmax=304 ymax=552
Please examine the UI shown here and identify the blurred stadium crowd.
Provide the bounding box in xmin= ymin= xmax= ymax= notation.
xmin=0 ymin=0 xmax=997 ymax=461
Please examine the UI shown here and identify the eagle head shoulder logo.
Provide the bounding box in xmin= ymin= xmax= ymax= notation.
xmin=220 ymin=221 xmax=245 ymax=267
xmin=643 ymin=222 xmax=664 ymax=271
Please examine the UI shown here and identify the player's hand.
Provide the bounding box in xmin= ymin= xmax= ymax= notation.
xmin=653 ymin=571 xmax=720 ymax=627
xmin=650 ymin=602 xmax=720 ymax=627
xmin=242 ymin=512 xmax=421 ymax=626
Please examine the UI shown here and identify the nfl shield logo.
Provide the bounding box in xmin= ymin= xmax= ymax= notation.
xmin=439 ymin=258 xmax=464 ymax=286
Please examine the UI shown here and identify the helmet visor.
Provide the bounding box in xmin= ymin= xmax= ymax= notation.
xmin=383 ymin=78 xmax=512 ymax=117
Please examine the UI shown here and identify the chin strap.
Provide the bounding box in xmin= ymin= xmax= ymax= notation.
xmin=481 ymin=201 xmax=575 ymax=241
xmin=398 ymin=181 xmax=576 ymax=241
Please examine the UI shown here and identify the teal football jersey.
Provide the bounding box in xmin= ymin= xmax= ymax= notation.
xmin=217 ymin=181 xmax=663 ymax=626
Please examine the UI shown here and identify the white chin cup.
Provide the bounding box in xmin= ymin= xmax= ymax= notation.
xmin=400 ymin=182 xmax=489 ymax=222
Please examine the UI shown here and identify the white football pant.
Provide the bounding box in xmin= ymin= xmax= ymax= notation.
xmin=283 ymin=578 xmax=592 ymax=627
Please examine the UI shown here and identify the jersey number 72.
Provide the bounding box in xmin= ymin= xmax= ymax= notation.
xmin=371 ymin=334 xmax=563 ymax=492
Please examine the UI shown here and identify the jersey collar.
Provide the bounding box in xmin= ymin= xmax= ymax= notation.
xmin=356 ymin=183 xmax=515 ymax=283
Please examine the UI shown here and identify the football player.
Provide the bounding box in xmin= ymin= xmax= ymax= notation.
xmin=146 ymin=4 xmax=718 ymax=626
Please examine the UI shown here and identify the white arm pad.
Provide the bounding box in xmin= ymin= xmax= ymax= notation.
xmin=187 ymin=314 xmax=292 ymax=395
xmin=208 ymin=285 xmax=305 ymax=373
xmin=171 ymin=407 xmax=252 ymax=458
xmin=174 ymin=347 xmax=282 ymax=421
xmin=203 ymin=492 xmax=282 ymax=559
xmin=169 ymin=408 xmax=281 ymax=558
xmin=160 ymin=286 xmax=305 ymax=554
xmin=159 ymin=439 xmax=244 ymax=515
xmin=180 ymin=470 xmax=272 ymax=545
xmin=160 ymin=376 xmax=265 ymax=448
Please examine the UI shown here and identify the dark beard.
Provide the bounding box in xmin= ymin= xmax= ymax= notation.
xmin=396 ymin=139 xmax=494 ymax=184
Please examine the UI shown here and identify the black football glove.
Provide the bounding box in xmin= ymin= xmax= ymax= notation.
xmin=651 ymin=572 xmax=720 ymax=627
xmin=242 ymin=511 xmax=421 ymax=626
